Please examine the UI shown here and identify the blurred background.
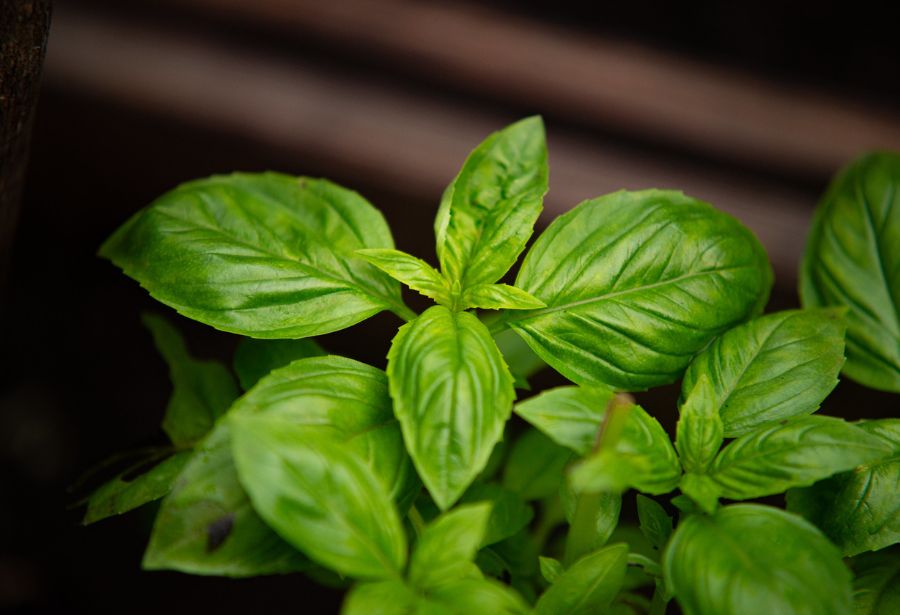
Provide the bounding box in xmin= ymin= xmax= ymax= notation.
xmin=2 ymin=0 xmax=899 ymax=612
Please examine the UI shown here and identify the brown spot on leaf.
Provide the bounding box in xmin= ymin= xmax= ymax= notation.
xmin=206 ymin=514 xmax=235 ymax=552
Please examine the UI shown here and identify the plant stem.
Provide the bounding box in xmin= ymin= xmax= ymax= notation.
xmin=408 ymin=505 xmax=427 ymax=537
xmin=563 ymin=491 xmax=602 ymax=566
xmin=391 ymin=303 xmax=418 ymax=323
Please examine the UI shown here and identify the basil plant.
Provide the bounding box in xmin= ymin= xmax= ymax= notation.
xmin=82 ymin=117 xmax=900 ymax=614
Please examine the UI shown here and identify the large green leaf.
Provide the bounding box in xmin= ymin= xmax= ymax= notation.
xmin=502 ymin=428 xmax=572 ymax=501
xmin=851 ymin=547 xmax=900 ymax=615
xmin=534 ymin=543 xmax=629 ymax=615
xmin=514 ymin=384 xmax=616 ymax=455
xmin=801 ymin=152 xmax=900 ymax=392
xmin=681 ymin=309 xmax=846 ymax=437
xmin=232 ymin=417 xmax=407 ymax=579
xmin=787 ymin=419 xmax=900 ymax=556
xmin=143 ymin=313 xmax=239 ymax=446
xmin=143 ymin=423 xmax=309 ymax=576
xmin=675 ymin=375 xmax=723 ymax=473
xmin=435 ymin=116 xmax=547 ymax=291
xmin=664 ymin=504 xmax=852 ymax=615
xmin=506 ymin=190 xmax=772 ymax=391
xmin=232 ymin=337 xmax=325 ymax=390
xmin=408 ymin=503 xmax=491 ymax=589
xmin=101 ymin=173 xmax=409 ymax=338
xmin=388 ymin=305 xmax=515 ymax=509
xmin=709 ymin=415 xmax=891 ymax=500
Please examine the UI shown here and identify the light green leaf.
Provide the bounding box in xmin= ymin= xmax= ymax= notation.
xmin=460 ymin=483 xmax=534 ymax=547
xmin=535 ymin=543 xmax=629 ymax=615
xmin=409 ymin=502 xmax=492 ymax=589
xmin=232 ymin=337 xmax=324 ymax=390
xmin=232 ymin=416 xmax=407 ymax=579
xmin=502 ymin=428 xmax=572 ymax=501
xmin=506 ymin=189 xmax=772 ymax=391
xmin=709 ymin=415 xmax=891 ymax=500
xmin=540 ymin=556 xmax=564 ymax=583
xmin=636 ymin=495 xmax=673 ymax=551
xmin=143 ymin=313 xmax=239 ymax=446
xmin=83 ymin=451 xmax=191 ymax=525
xmin=851 ymin=547 xmax=900 ymax=615
xmin=663 ymin=504 xmax=852 ymax=615
xmin=356 ymin=248 xmax=450 ymax=305
xmin=388 ymin=305 xmax=515 ymax=509
xmin=801 ymin=152 xmax=900 ymax=392
xmin=341 ymin=580 xmax=418 ymax=615
xmin=681 ymin=308 xmax=846 ymax=437
xmin=678 ymin=473 xmax=720 ymax=515
xmin=460 ymin=283 xmax=545 ymax=311
xmin=436 ymin=116 xmax=548 ymax=290
xmin=675 ymin=375 xmax=723 ymax=473
xmin=787 ymin=418 xmax=900 ymax=556
xmin=561 ymin=484 xmax=622 ymax=565
xmin=143 ymin=422 xmax=309 ymax=576
xmin=514 ymin=384 xmax=616 ymax=455
xmin=427 ymin=577 xmax=531 ymax=614
xmin=101 ymin=173 xmax=409 ymax=338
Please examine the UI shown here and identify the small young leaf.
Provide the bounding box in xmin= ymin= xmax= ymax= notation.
xmin=514 ymin=384 xmax=616 ymax=455
xmin=562 ymin=487 xmax=623 ymax=565
xmin=534 ymin=543 xmax=629 ymax=615
xmin=143 ymin=313 xmax=239 ymax=446
xmin=787 ymin=418 xmax=900 ymax=556
xmin=427 ymin=578 xmax=532 ymax=614
xmin=232 ymin=337 xmax=324 ymax=390
xmin=507 ymin=189 xmax=772 ymax=391
xmin=850 ymin=547 xmax=900 ymax=615
xmin=635 ymin=495 xmax=673 ymax=551
xmin=356 ymin=248 xmax=450 ymax=305
xmin=540 ymin=556 xmax=564 ymax=583
xmin=678 ymin=473 xmax=721 ymax=515
xmin=663 ymin=504 xmax=852 ymax=615
xmin=408 ymin=502 xmax=492 ymax=589
xmin=709 ymin=415 xmax=891 ymax=500
xmin=388 ymin=305 xmax=515 ymax=509
xmin=681 ymin=308 xmax=846 ymax=437
xmin=801 ymin=152 xmax=900 ymax=392
xmin=460 ymin=483 xmax=534 ymax=547
xmin=460 ymin=283 xmax=546 ymax=311
xmin=674 ymin=375 xmax=723 ymax=473
xmin=341 ymin=580 xmax=417 ymax=615
xmin=436 ymin=116 xmax=548 ymax=290
xmin=232 ymin=417 xmax=407 ymax=579
xmin=101 ymin=173 xmax=408 ymax=338
xmin=502 ymin=428 xmax=572 ymax=501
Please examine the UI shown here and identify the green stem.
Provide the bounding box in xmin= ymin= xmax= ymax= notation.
xmin=408 ymin=505 xmax=427 ymax=537
xmin=390 ymin=302 xmax=418 ymax=323
xmin=563 ymin=491 xmax=602 ymax=567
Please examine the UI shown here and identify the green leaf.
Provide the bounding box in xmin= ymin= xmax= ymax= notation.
xmin=342 ymin=580 xmax=418 ymax=615
xmin=681 ymin=308 xmax=846 ymax=437
xmin=460 ymin=284 xmax=545 ymax=311
xmin=534 ymin=543 xmax=629 ymax=615
xmin=232 ymin=337 xmax=324 ymax=390
xmin=787 ymin=419 xmax=900 ymax=556
xmin=492 ymin=325 xmax=546 ymax=389
xmin=232 ymin=416 xmax=407 ymax=579
xmin=561 ymin=484 xmax=623 ymax=565
xmin=506 ymin=189 xmax=772 ymax=391
xmin=514 ymin=384 xmax=616 ymax=455
xmin=143 ymin=313 xmax=239 ymax=446
xmin=675 ymin=375 xmax=723 ymax=473
xmin=356 ymin=248 xmax=450 ymax=305
xmin=800 ymin=152 xmax=900 ymax=392
xmin=678 ymin=473 xmax=720 ymax=515
xmin=502 ymin=428 xmax=572 ymax=501
xmin=709 ymin=415 xmax=891 ymax=500
xmin=851 ymin=547 xmax=900 ymax=615
xmin=83 ymin=452 xmax=191 ymax=524
xmin=388 ymin=305 xmax=515 ymax=509
xmin=540 ymin=556 xmax=564 ymax=583
xmin=636 ymin=495 xmax=673 ymax=551
xmin=101 ymin=173 xmax=409 ymax=338
xmin=570 ymin=405 xmax=681 ymax=496
xmin=663 ymin=504 xmax=852 ymax=615
xmin=436 ymin=116 xmax=548 ymax=290
xmin=460 ymin=483 xmax=534 ymax=547
xmin=426 ymin=577 xmax=531 ymax=614
xmin=408 ymin=502 xmax=492 ymax=589
xmin=143 ymin=422 xmax=309 ymax=576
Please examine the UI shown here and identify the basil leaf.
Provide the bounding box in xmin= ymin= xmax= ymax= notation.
xmin=570 ymin=405 xmax=681 ymax=495
xmin=408 ymin=502 xmax=492 ymax=589
xmin=101 ymin=173 xmax=408 ymax=338
xmin=678 ymin=473 xmax=721 ymax=515
xmin=232 ymin=337 xmax=324 ymax=390
xmin=83 ymin=452 xmax=191 ymax=525
xmin=143 ymin=313 xmax=239 ymax=446
xmin=388 ymin=305 xmax=515 ymax=509
xmin=636 ymin=495 xmax=673 ymax=551
xmin=540 ymin=556 xmax=564 ymax=583
xmin=787 ymin=419 xmax=900 ymax=556
xmin=502 ymin=428 xmax=572 ymax=501
xmin=801 ymin=152 xmax=900 ymax=392
xmin=426 ymin=578 xmax=531 ymax=614
xmin=663 ymin=504 xmax=852 ymax=615
xmin=851 ymin=547 xmax=900 ymax=615
xmin=460 ymin=483 xmax=534 ymax=547
xmin=534 ymin=543 xmax=629 ymax=615
xmin=561 ymin=483 xmax=622 ymax=564
xmin=143 ymin=423 xmax=309 ymax=576
xmin=342 ymin=580 xmax=418 ymax=615
xmin=232 ymin=416 xmax=407 ymax=579
xmin=514 ymin=384 xmax=616 ymax=455
xmin=507 ymin=189 xmax=772 ymax=391
xmin=681 ymin=308 xmax=846 ymax=437
xmin=460 ymin=283 xmax=545 ymax=311
xmin=356 ymin=248 xmax=450 ymax=305
xmin=436 ymin=116 xmax=548 ymax=290
xmin=675 ymin=375 xmax=723 ymax=473
xmin=493 ymin=325 xmax=546 ymax=389
xmin=709 ymin=415 xmax=891 ymax=500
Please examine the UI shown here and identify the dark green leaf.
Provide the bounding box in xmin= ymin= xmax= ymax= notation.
xmin=636 ymin=495 xmax=673 ymax=551
xmin=356 ymin=248 xmax=450 ymax=305
xmin=561 ymin=485 xmax=622 ymax=565
xmin=851 ymin=547 xmax=900 ymax=615
xmin=506 ymin=189 xmax=772 ymax=391
xmin=681 ymin=308 xmax=846 ymax=437
xmin=493 ymin=325 xmax=546 ymax=389
xmin=540 ymin=556 xmax=564 ymax=583
xmin=460 ymin=483 xmax=534 ymax=547
xmin=388 ymin=305 xmax=515 ymax=509
xmin=502 ymin=428 xmax=572 ymax=501
xmin=534 ymin=543 xmax=629 ymax=615
xmin=675 ymin=375 xmax=723 ymax=473
xmin=514 ymin=384 xmax=616 ymax=455
xmin=663 ymin=504 xmax=852 ymax=615
xmin=101 ymin=173 xmax=408 ymax=338
xmin=232 ymin=337 xmax=324 ymax=390
xmin=408 ymin=502 xmax=491 ymax=589
xmin=801 ymin=152 xmax=900 ymax=392
xmin=460 ymin=283 xmax=545 ymax=311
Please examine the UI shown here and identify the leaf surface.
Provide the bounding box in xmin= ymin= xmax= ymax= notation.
xmin=514 ymin=384 xmax=616 ymax=455
xmin=232 ymin=337 xmax=325 ymax=390
xmin=534 ymin=543 xmax=629 ymax=615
